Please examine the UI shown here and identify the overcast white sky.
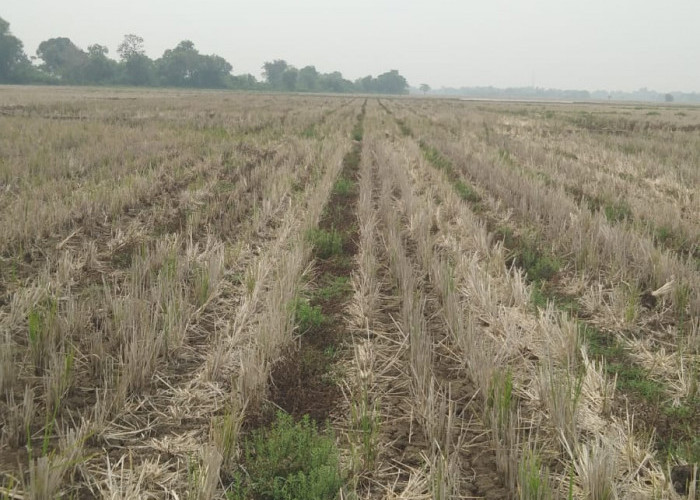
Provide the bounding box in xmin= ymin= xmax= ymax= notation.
xmin=3 ymin=0 xmax=700 ymax=91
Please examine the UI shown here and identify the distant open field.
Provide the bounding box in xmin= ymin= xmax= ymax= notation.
xmin=0 ymin=86 xmax=698 ymax=499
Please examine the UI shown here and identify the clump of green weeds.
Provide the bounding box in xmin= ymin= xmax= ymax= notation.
xmin=494 ymin=225 xmax=516 ymax=249
xmin=229 ymin=412 xmax=342 ymax=500
xmin=293 ymin=298 xmax=326 ymax=332
xmin=315 ymin=275 xmax=352 ymax=302
xmin=518 ymin=243 xmax=560 ymax=283
xmin=603 ymin=200 xmax=632 ymax=223
xmin=333 ymin=177 xmax=355 ymax=197
xmin=498 ymin=148 xmax=516 ymax=166
xmin=518 ymin=447 xmax=552 ymax=500
xmin=396 ymin=119 xmax=412 ymax=137
xmin=654 ymin=225 xmax=674 ymax=245
xmin=420 ymin=141 xmax=482 ymax=206
xmin=27 ymin=298 xmax=58 ymax=375
xmin=307 ymin=228 xmax=343 ymax=259
xmin=343 ymin=147 xmax=361 ymax=170
xmin=487 ymin=370 xmax=514 ymax=429
xmin=454 ymin=180 xmax=481 ymax=203
xmin=351 ymin=123 xmax=363 ymax=141
xmin=302 ymin=124 xmax=318 ymax=139
xmin=580 ymin=324 xmax=666 ymax=403
xmin=420 ymin=143 xmax=451 ymax=171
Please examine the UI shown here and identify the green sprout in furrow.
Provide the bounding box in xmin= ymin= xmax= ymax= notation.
xmin=229 ymin=413 xmax=342 ymax=500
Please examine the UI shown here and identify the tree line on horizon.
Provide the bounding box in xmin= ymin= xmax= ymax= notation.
xmin=0 ymin=16 xmax=409 ymax=94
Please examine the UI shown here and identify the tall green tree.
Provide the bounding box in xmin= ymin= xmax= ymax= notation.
xmin=36 ymin=37 xmax=87 ymax=82
xmin=83 ymin=44 xmax=117 ymax=83
xmin=320 ymin=71 xmax=353 ymax=93
xmin=0 ymin=16 xmax=30 ymax=83
xmin=157 ymin=40 xmax=197 ymax=86
xmin=375 ymin=70 xmax=408 ymax=94
xmin=117 ymin=34 xmax=145 ymax=60
xmin=262 ymin=59 xmax=288 ymax=88
xmin=281 ymin=67 xmax=298 ymax=91
xmin=230 ymin=73 xmax=257 ymax=90
xmin=117 ymin=34 xmax=155 ymax=86
xmin=298 ymin=65 xmax=319 ymax=92
xmin=355 ymin=75 xmax=375 ymax=93
xmin=157 ymin=40 xmax=232 ymax=88
xmin=191 ymin=54 xmax=231 ymax=88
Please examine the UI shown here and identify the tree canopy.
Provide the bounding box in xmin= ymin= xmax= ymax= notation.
xmin=36 ymin=37 xmax=88 ymax=82
xmin=260 ymin=60 xmax=408 ymax=94
xmin=157 ymin=40 xmax=232 ymax=88
xmin=0 ymin=16 xmax=410 ymax=93
xmin=0 ymin=16 xmax=33 ymax=83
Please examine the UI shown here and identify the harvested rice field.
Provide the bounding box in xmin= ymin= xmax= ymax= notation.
xmin=0 ymin=86 xmax=698 ymax=499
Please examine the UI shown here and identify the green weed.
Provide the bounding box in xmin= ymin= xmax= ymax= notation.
xmin=302 ymin=124 xmax=318 ymax=139
xmin=194 ymin=267 xmax=211 ymax=307
xmin=293 ymin=298 xmax=326 ymax=332
xmin=530 ymin=284 xmax=549 ymax=310
xmin=211 ymin=406 xmax=244 ymax=469
xmin=395 ymin=119 xmax=412 ymax=137
xmin=351 ymin=123 xmax=363 ymax=141
xmin=307 ymin=228 xmax=343 ymax=259
xmin=27 ymin=299 xmax=58 ymax=374
xmin=498 ymin=148 xmax=516 ymax=166
xmin=420 ymin=142 xmax=483 ymax=207
xmin=494 ymin=225 xmax=516 ymax=249
xmin=229 ymin=412 xmax=342 ymax=500
xmin=654 ymin=225 xmax=673 ymax=244
xmin=581 ymin=324 xmax=666 ymax=402
xmin=674 ymin=284 xmax=690 ymax=324
xmin=315 ymin=275 xmax=352 ymax=302
xmin=619 ymin=143 xmax=641 ymax=156
xmin=487 ymin=370 xmax=514 ymax=429
xmin=343 ymin=147 xmax=361 ymax=170
xmin=333 ymin=177 xmax=355 ymax=197
xmin=349 ymin=395 xmax=380 ymax=474
xmin=420 ymin=143 xmax=452 ymax=171
xmin=518 ymin=244 xmax=560 ymax=283
xmin=518 ymin=447 xmax=552 ymax=500
xmin=661 ymin=435 xmax=700 ymax=465
xmin=612 ymin=364 xmax=665 ymax=401
xmin=603 ymin=200 xmax=632 ymax=223
xmin=454 ymin=180 xmax=481 ymax=203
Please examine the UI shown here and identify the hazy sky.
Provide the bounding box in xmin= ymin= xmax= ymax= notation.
xmin=3 ymin=0 xmax=699 ymax=91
